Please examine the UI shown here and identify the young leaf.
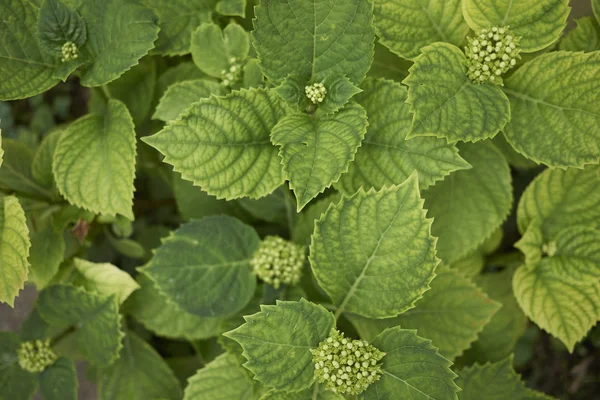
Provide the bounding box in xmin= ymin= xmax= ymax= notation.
xmin=310 ymin=174 xmax=438 ymax=318
xmin=29 ymin=226 xmax=65 ymax=289
xmin=191 ymin=22 xmax=250 ymax=78
xmin=423 ymin=141 xmax=512 ymax=264
xmin=502 ymin=52 xmax=600 ymax=168
xmin=32 ymin=127 xmax=62 ymax=188
xmin=224 ymin=299 xmax=335 ymax=392
xmin=143 ymin=88 xmax=287 ymax=200
xmin=462 ymin=0 xmax=569 ymax=52
xmin=53 ymin=99 xmax=137 ymax=219
xmin=513 ymin=263 xmax=600 ymax=352
xmin=78 ymin=0 xmax=159 ymax=86
xmin=97 ymin=332 xmax=183 ymax=400
xmin=0 ymin=332 xmax=38 ymax=400
xmin=338 ymin=77 xmax=471 ymax=194
xmin=271 ymin=103 xmax=367 ymax=211
xmin=142 ymin=216 xmax=259 ymax=318
xmin=40 ymin=357 xmax=78 ymax=400
xmin=73 ymin=258 xmax=140 ymax=304
xmin=362 ymin=327 xmax=460 ymax=400
xmin=403 ymin=43 xmax=510 ymax=143
xmin=0 ymin=196 xmax=30 ymax=307
xmin=373 ymin=0 xmax=469 ymax=60
xmin=37 ymin=285 xmax=124 ymax=366
xmin=252 ymin=0 xmax=375 ymax=85
xmin=153 ymin=79 xmax=223 ymax=122
xmin=38 ymin=0 xmax=87 ymax=54
xmin=216 ymin=0 xmax=246 ymax=17
xmin=261 ymin=384 xmax=343 ymax=400
xmin=559 ymin=17 xmax=600 ymax=52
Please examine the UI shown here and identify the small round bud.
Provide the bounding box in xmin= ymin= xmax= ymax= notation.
xmin=250 ymin=236 xmax=304 ymax=288
xmin=60 ymin=41 xmax=78 ymax=63
xmin=305 ymin=82 xmax=328 ymax=104
xmin=17 ymin=339 xmax=57 ymax=373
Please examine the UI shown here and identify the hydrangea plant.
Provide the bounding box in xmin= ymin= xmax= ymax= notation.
xmin=0 ymin=0 xmax=599 ymax=399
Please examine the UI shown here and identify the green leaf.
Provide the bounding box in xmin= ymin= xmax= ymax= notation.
xmin=0 ymin=196 xmax=30 ymax=307
xmin=368 ymin=42 xmax=412 ymax=82
xmin=139 ymin=0 xmax=216 ymax=56
xmin=0 ymin=332 xmax=38 ymax=400
xmin=156 ymin=62 xmax=208 ymax=98
xmin=338 ymin=77 xmax=471 ymax=194
xmin=98 ymin=332 xmax=183 ymax=400
xmin=252 ymin=0 xmax=375 ymax=85
xmin=37 ymin=284 xmax=124 ymax=366
xmin=78 ymin=0 xmax=159 ymax=86
xmin=403 ymin=42 xmax=510 ymax=142
xmin=53 ymin=99 xmax=137 ymax=219
xmin=516 ymin=165 xmax=600 ymax=238
xmin=191 ymin=22 xmax=250 ymax=78
xmin=261 ymin=384 xmax=344 ymax=400
xmin=124 ymin=272 xmax=223 ymax=340
xmin=237 ymin=187 xmax=288 ymax=224
xmin=310 ymin=174 xmax=438 ymax=318
xmin=513 ymin=263 xmax=600 ymax=352
xmin=595 ymin=0 xmax=600 ymax=25
xmin=0 ymin=0 xmax=60 ymax=100
xmin=373 ymin=0 xmax=469 ymax=60
xmin=40 ymin=357 xmax=78 ymax=400
xmin=29 ymin=225 xmax=65 ymax=289
xmin=456 ymin=356 xmax=551 ymax=399
xmin=502 ymin=51 xmax=600 ymax=167
xmin=216 ymin=0 xmax=246 ymax=17
xmin=244 ymin=58 xmax=265 ymax=88
xmin=32 ymin=128 xmax=62 ymax=188
xmin=0 ymin=130 xmax=3 ymax=167
xmin=153 ymin=79 xmax=223 ymax=122
xmin=183 ymin=353 xmax=262 ymax=400
xmin=73 ymin=258 xmax=140 ymax=304
xmin=224 ymin=299 xmax=335 ymax=393
xmin=423 ymin=141 xmax=512 ymax=264
xmin=143 ymin=88 xmax=287 ymax=200
xmin=492 ymin=134 xmax=538 ymax=170
xmin=291 ymin=193 xmax=340 ymax=246
xmin=272 ymin=103 xmax=367 ymax=210
xmin=559 ymin=17 xmax=600 ymax=52
xmin=38 ymin=0 xmax=87 ymax=54
xmin=363 ymin=327 xmax=460 ymax=400
xmin=142 ymin=216 xmax=259 ymax=317
xmin=462 ymin=0 xmax=569 ymax=52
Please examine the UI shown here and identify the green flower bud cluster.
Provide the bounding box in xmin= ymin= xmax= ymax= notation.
xmin=311 ymin=329 xmax=385 ymax=395
xmin=17 ymin=339 xmax=57 ymax=373
xmin=542 ymin=241 xmax=558 ymax=257
xmin=465 ymin=26 xmax=521 ymax=85
xmin=61 ymin=41 xmax=79 ymax=63
xmin=305 ymin=82 xmax=327 ymax=104
xmin=221 ymin=57 xmax=242 ymax=87
xmin=250 ymin=236 xmax=304 ymax=288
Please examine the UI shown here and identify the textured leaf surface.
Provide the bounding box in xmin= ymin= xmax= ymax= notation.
xmin=503 ymin=52 xmax=600 ymax=167
xmin=73 ymin=258 xmax=140 ymax=304
xmin=513 ymin=263 xmax=600 ymax=352
xmin=32 ymin=128 xmax=62 ymax=188
xmin=559 ymin=17 xmax=600 ymax=52
xmin=53 ymin=99 xmax=137 ymax=219
xmin=0 ymin=196 xmax=30 ymax=307
xmin=310 ymin=174 xmax=438 ymax=318
xmin=79 ymin=0 xmax=159 ymax=86
xmin=37 ymin=285 xmax=123 ymax=366
xmin=144 ymin=88 xmax=287 ymax=200
xmin=261 ymin=384 xmax=343 ymax=400
xmin=339 ymin=78 xmax=470 ymax=193
xmin=143 ymin=216 xmax=259 ymax=317
xmin=373 ymin=0 xmax=469 ymax=60
xmin=462 ymin=0 xmax=569 ymax=52
xmin=40 ymin=357 xmax=78 ymax=400
xmin=98 ymin=332 xmax=182 ymax=400
xmin=363 ymin=327 xmax=460 ymax=400
xmin=38 ymin=0 xmax=87 ymax=53
xmin=0 ymin=332 xmax=38 ymax=400
xmin=154 ymin=79 xmax=222 ymax=122
xmin=403 ymin=43 xmax=510 ymax=142
xmin=191 ymin=22 xmax=250 ymax=77
xmin=272 ymin=103 xmax=367 ymax=210
xmin=29 ymin=226 xmax=65 ymax=289
xmin=224 ymin=299 xmax=335 ymax=392
xmin=424 ymin=141 xmax=512 ymax=264
xmin=253 ymin=0 xmax=375 ymax=84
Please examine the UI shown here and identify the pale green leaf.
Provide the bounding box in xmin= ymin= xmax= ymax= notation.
xmin=0 ymin=196 xmax=30 ymax=307
xmin=291 ymin=194 xmax=340 ymax=246
xmin=373 ymin=0 xmax=469 ymax=60
xmin=237 ymin=187 xmax=288 ymax=224
xmin=363 ymin=327 xmax=460 ymax=400
xmin=0 ymin=332 xmax=38 ymax=400
xmin=338 ymin=77 xmax=471 ymax=194
xmin=513 ymin=263 xmax=600 ymax=352
xmin=317 ymin=75 xmax=362 ymax=115
xmin=191 ymin=22 xmax=250 ymax=78
xmin=261 ymin=384 xmax=343 ymax=400
xmin=32 ymin=128 xmax=62 ymax=188
xmin=78 ymin=0 xmax=159 ymax=86
xmin=157 ymin=62 xmax=208 ymax=98
xmin=244 ymin=58 xmax=265 ymax=88
xmin=492 ymin=134 xmax=538 ymax=170
xmin=38 ymin=0 xmax=87 ymax=54
xmin=73 ymin=258 xmax=140 ymax=304
xmin=153 ymin=79 xmax=223 ymax=122
xmin=28 ymin=225 xmax=65 ymax=289
xmin=272 ymin=103 xmax=367 ymax=210
xmin=403 ymin=42 xmax=510 ymax=142
xmin=423 ymin=141 xmax=512 ymax=264
xmin=224 ymin=299 xmax=335 ymax=392
xmin=310 ymin=174 xmax=438 ymax=318
xmin=253 ymin=0 xmax=375 ymax=85
xmin=143 ymin=88 xmax=287 ymax=200
xmin=216 ymin=0 xmax=246 ymax=17
xmin=40 ymin=357 xmax=78 ymax=400
xmin=0 ymin=0 xmax=60 ymax=100
xmin=502 ymin=51 xmax=600 ymax=167
xmin=37 ymin=284 xmax=124 ymax=366
xmin=53 ymin=99 xmax=137 ymax=219
xmin=462 ymin=0 xmax=570 ymax=52
xmin=559 ymin=17 xmax=600 ymax=52
xmin=142 ymin=216 xmax=259 ymax=317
